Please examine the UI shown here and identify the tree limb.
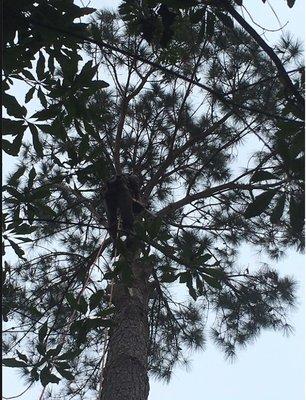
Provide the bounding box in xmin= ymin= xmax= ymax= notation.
xmin=157 ymin=180 xmax=286 ymax=217
xmin=220 ymin=0 xmax=304 ymax=107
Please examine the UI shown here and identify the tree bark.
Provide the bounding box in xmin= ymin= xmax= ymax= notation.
xmin=100 ymin=258 xmax=152 ymax=400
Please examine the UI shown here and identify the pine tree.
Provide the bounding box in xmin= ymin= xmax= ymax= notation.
xmin=3 ymin=7 xmax=304 ymax=400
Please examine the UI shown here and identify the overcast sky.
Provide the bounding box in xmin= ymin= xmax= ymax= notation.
xmin=3 ymin=1 xmax=305 ymax=399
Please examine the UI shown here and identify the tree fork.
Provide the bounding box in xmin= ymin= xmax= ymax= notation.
xmin=100 ymin=258 xmax=152 ymax=400
xmin=220 ymin=0 xmax=305 ymax=108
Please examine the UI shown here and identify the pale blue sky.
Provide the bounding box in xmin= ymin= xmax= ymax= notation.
xmin=3 ymin=1 xmax=305 ymax=399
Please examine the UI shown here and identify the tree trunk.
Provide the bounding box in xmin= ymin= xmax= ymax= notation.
xmin=100 ymin=258 xmax=151 ymax=400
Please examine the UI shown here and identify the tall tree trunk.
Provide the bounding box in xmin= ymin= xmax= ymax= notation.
xmin=100 ymin=258 xmax=152 ymax=400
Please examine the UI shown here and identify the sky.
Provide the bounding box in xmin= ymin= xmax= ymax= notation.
xmin=3 ymin=1 xmax=305 ymax=399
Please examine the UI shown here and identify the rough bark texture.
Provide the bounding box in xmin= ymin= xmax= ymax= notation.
xmin=100 ymin=258 xmax=152 ymax=400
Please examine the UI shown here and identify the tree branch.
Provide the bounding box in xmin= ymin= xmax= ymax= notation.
xmin=221 ymin=0 xmax=304 ymax=107
xmin=157 ymin=180 xmax=286 ymax=217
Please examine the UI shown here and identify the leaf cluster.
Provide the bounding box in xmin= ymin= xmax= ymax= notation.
xmin=2 ymin=7 xmax=303 ymax=396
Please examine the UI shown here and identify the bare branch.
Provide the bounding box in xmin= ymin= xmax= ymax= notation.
xmin=157 ymin=179 xmax=287 ymax=218
xmin=221 ymin=0 xmax=304 ymax=107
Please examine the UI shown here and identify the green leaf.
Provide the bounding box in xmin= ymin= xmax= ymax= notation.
xmin=251 ymin=170 xmax=278 ymax=182
xmin=28 ymin=123 xmax=44 ymax=157
xmin=66 ymin=294 xmax=87 ymax=314
xmin=190 ymin=7 xmax=206 ymax=24
xmin=58 ymin=54 xmax=78 ymax=82
xmin=48 ymin=53 xmax=55 ymax=74
xmin=40 ymin=366 xmax=60 ymax=387
xmin=55 ymin=366 xmax=74 ymax=381
xmin=203 ymin=274 xmax=222 ymax=289
xmin=2 ymin=118 xmax=27 ymax=136
xmin=281 ymin=102 xmax=304 ymax=119
xmin=31 ymin=368 xmax=40 ymax=381
xmin=22 ymin=70 xmax=35 ymax=81
xmin=216 ymin=12 xmax=234 ymax=29
xmin=8 ymin=239 xmax=25 ymax=259
xmin=3 ymin=93 xmax=27 ymax=118
xmin=30 ymin=186 xmax=51 ymax=200
xmin=54 ymin=362 xmax=70 ymax=370
xmin=69 ymin=319 xmax=85 ymax=335
xmin=179 ymin=271 xmax=190 ymax=283
xmin=12 ymin=206 xmax=22 ymax=225
xmin=2 ymin=140 xmax=13 ymax=155
xmin=16 ymin=350 xmax=28 ymax=363
xmin=158 ymin=229 xmax=172 ymax=241
xmin=78 ymin=296 xmax=88 ymax=315
xmin=244 ymin=189 xmax=278 ymax=219
xmin=203 ymin=267 xmax=225 ymax=279
xmin=289 ymin=195 xmax=305 ymax=234
xmin=35 ymin=203 xmax=57 ymax=218
xmin=37 ymin=87 xmax=48 ymax=108
xmin=89 ymin=290 xmax=105 ymax=311
xmin=46 ymin=345 xmax=63 ymax=358
xmin=147 ymin=217 xmax=163 ymax=238
xmin=162 ymin=0 xmax=198 ymax=8
xmin=37 ymin=342 xmax=46 ymax=356
xmin=66 ymin=293 xmax=79 ymax=310
xmin=67 ymin=5 xmax=96 ymax=18
xmin=291 ymin=155 xmax=305 ymax=180
xmin=47 ymin=373 xmax=61 ymax=384
xmin=36 ymin=51 xmax=45 ymax=80
xmin=186 ymin=278 xmax=197 ymax=301
xmin=38 ymin=322 xmax=48 ymax=342
xmin=10 ymin=165 xmax=26 ymax=182
xmin=77 ymin=60 xmax=98 ymax=83
xmin=3 ymin=133 xmax=23 ymax=156
xmin=15 ymin=236 xmax=33 ymax=243
xmin=49 ymin=118 xmax=67 ymax=140
xmin=80 ymin=7 xmax=96 ymax=15
xmin=161 ymin=273 xmax=178 ymax=283
xmin=13 ymin=133 xmax=24 ymax=155
xmin=78 ymin=134 xmax=89 ymax=155
xmin=29 ymin=305 xmax=43 ymax=318
xmin=270 ymin=194 xmax=286 ymax=224
xmin=13 ymin=223 xmax=37 ymax=235
xmin=198 ymin=253 xmax=212 ymax=263
xmin=2 ymin=358 xmax=27 ymax=368
xmin=31 ymin=107 xmax=59 ymax=121
xmin=93 ymin=79 xmax=109 ymax=88
xmin=25 ymin=86 xmax=36 ymax=103
xmin=26 ymin=204 xmax=35 ymax=225
xmin=4 ymin=186 xmax=23 ymax=200
xmin=28 ymin=167 xmax=37 ymax=189
xmin=287 ymin=0 xmax=295 ymax=8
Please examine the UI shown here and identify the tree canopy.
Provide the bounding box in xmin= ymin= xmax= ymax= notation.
xmin=2 ymin=2 xmax=304 ymax=399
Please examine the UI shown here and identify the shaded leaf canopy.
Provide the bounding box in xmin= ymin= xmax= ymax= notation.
xmin=2 ymin=4 xmax=304 ymax=399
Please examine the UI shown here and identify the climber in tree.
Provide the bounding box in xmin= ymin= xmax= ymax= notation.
xmin=103 ymin=174 xmax=143 ymax=241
